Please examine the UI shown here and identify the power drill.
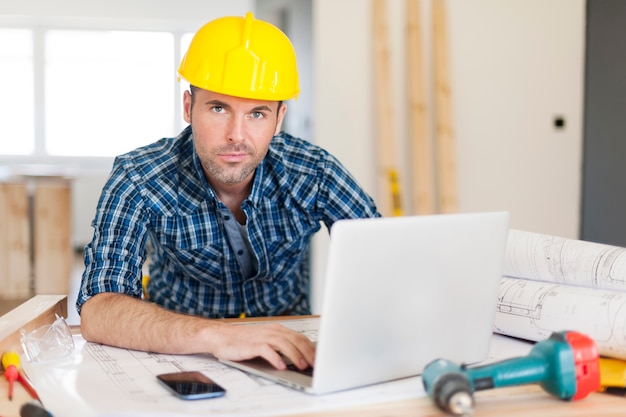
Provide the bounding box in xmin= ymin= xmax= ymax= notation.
xmin=422 ymin=331 xmax=600 ymax=415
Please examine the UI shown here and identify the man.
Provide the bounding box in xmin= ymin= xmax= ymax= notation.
xmin=77 ymin=12 xmax=379 ymax=372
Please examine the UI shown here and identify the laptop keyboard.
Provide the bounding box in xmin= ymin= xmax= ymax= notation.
xmin=286 ymin=363 xmax=315 ymax=377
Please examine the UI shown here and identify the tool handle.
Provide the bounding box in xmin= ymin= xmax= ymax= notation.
xmin=20 ymin=401 xmax=53 ymax=417
xmin=5 ymin=364 xmax=18 ymax=400
xmin=4 ymin=364 xmax=18 ymax=381
xmin=467 ymin=334 xmax=578 ymax=399
xmin=468 ymin=355 xmax=554 ymax=391
xmin=2 ymin=351 xmax=21 ymax=370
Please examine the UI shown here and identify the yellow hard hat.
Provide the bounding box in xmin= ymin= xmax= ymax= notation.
xmin=178 ymin=12 xmax=299 ymax=101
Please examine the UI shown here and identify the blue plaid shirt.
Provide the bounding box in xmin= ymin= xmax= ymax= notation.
xmin=77 ymin=126 xmax=380 ymax=318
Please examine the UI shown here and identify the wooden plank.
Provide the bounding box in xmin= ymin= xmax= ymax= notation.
xmin=0 ymin=183 xmax=31 ymax=299
xmin=432 ymin=0 xmax=458 ymax=213
xmin=372 ymin=0 xmax=403 ymax=217
xmin=406 ymin=0 xmax=436 ymax=215
xmin=33 ymin=181 xmax=72 ymax=295
xmin=0 ymin=294 xmax=67 ymax=354
xmin=284 ymin=385 xmax=626 ymax=416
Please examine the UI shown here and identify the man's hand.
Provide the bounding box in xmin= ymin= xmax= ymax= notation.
xmin=212 ymin=322 xmax=316 ymax=370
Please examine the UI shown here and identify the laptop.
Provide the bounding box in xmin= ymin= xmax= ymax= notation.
xmin=221 ymin=211 xmax=510 ymax=394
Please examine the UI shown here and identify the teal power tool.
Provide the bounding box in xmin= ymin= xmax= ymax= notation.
xmin=422 ymin=331 xmax=601 ymax=415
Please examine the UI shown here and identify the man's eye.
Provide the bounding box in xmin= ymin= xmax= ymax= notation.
xmin=212 ymin=106 xmax=224 ymax=113
xmin=251 ymin=112 xmax=264 ymax=119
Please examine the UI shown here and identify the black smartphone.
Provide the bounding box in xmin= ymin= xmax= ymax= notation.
xmin=156 ymin=371 xmax=226 ymax=400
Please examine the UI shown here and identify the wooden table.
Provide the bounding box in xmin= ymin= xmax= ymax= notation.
xmin=1 ymin=296 xmax=625 ymax=417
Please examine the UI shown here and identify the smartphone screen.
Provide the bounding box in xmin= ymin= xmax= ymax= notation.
xmin=157 ymin=371 xmax=226 ymax=400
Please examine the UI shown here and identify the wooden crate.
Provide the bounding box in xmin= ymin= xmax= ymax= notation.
xmin=33 ymin=181 xmax=72 ymax=295
xmin=0 ymin=183 xmax=31 ymax=299
xmin=0 ymin=179 xmax=73 ymax=299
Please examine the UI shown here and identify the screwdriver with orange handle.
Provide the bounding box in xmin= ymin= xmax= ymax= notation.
xmin=2 ymin=351 xmax=39 ymax=401
xmin=2 ymin=351 xmax=19 ymax=400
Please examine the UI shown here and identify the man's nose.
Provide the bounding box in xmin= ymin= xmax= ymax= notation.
xmin=227 ymin=115 xmax=246 ymax=143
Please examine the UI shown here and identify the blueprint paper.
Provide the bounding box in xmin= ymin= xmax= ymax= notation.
xmin=22 ymin=319 xmax=423 ymax=417
xmin=495 ymin=229 xmax=626 ymax=359
xmin=504 ymin=228 xmax=626 ymax=290
xmin=22 ymin=320 xmax=531 ymax=417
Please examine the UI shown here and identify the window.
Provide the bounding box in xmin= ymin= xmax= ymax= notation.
xmin=0 ymin=27 xmax=192 ymax=159
xmin=0 ymin=29 xmax=35 ymax=155
xmin=45 ymin=30 xmax=175 ymax=156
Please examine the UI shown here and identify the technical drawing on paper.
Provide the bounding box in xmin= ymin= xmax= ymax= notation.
xmin=494 ymin=277 xmax=626 ymax=360
xmin=504 ymin=229 xmax=626 ymax=290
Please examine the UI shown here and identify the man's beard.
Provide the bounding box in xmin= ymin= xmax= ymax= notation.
xmin=200 ymin=144 xmax=264 ymax=184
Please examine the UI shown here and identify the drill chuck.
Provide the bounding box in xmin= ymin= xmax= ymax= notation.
xmin=431 ymin=370 xmax=474 ymax=415
xmin=423 ymin=359 xmax=474 ymax=415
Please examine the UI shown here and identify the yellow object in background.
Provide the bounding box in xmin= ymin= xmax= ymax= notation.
xmin=599 ymin=357 xmax=626 ymax=388
xmin=389 ymin=169 xmax=403 ymax=217
xmin=142 ymin=275 xmax=150 ymax=300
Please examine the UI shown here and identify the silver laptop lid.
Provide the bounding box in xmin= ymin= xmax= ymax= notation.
xmin=312 ymin=211 xmax=510 ymax=394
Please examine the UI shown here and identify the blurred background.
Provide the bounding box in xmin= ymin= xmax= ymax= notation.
xmin=1 ymin=0 xmax=624 ymax=318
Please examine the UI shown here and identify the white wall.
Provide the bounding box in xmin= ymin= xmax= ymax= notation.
xmin=310 ymin=0 xmax=585 ymax=312
xmin=448 ymin=0 xmax=585 ymax=238
xmin=312 ymin=0 xmax=584 ymax=236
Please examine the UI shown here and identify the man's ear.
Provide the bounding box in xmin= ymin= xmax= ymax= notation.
xmin=274 ymin=103 xmax=287 ymax=135
xmin=183 ymin=90 xmax=192 ymax=124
